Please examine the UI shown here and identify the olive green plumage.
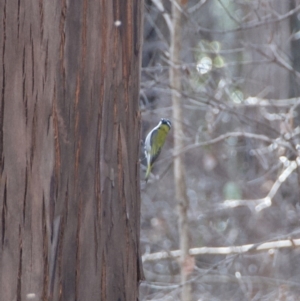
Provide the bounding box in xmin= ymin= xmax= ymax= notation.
xmin=144 ymin=119 xmax=171 ymax=182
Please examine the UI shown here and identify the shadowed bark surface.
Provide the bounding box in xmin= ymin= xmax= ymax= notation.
xmin=0 ymin=1 xmax=144 ymax=300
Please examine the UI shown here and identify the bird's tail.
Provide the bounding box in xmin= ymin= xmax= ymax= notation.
xmin=145 ymin=164 xmax=152 ymax=182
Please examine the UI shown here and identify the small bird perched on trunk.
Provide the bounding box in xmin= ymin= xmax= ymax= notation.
xmin=144 ymin=118 xmax=172 ymax=182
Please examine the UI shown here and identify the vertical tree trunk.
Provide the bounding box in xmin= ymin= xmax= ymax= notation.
xmin=0 ymin=1 xmax=144 ymax=300
xmin=241 ymin=0 xmax=290 ymax=99
xmin=170 ymin=1 xmax=191 ymax=300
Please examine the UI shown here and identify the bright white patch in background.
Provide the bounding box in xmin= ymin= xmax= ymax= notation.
xmin=114 ymin=20 xmax=122 ymax=27
xmin=196 ymin=57 xmax=212 ymax=74
xmin=235 ymin=271 xmax=241 ymax=279
xmin=26 ymin=293 xmax=36 ymax=300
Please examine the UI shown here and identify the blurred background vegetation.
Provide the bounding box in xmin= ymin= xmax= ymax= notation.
xmin=139 ymin=0 xmax=300 ymax=300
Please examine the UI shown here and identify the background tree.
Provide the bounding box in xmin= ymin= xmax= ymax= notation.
xmin=0 ymin=1 xmax=144 ymax=300
xmin=140 ymin=0 xmax=300 ymax=300
xmin=170 ymin=1 xmax=191 ymax=300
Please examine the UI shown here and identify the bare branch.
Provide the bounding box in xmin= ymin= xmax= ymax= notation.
xmin=174 ymin=132 xmax=296 ymax=157
xmin=194 ymin=4 xmax=300 ymax=34
xmin=222 ymin=158 xmax=298 ymax=212
xmin=142 ymin=237 xmax=300 ymax=262
xmin=152 ymin=0 xmax=173 ymax=34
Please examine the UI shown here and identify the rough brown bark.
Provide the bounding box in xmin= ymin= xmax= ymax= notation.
xmin=0 ymin=1 xmax=143 ymax=300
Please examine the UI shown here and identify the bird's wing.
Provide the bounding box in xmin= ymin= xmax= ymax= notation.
xmin=150 ymin=148 xmax=162 ymax=166
xmin=149 ymin=129 xmax=162 ymax=165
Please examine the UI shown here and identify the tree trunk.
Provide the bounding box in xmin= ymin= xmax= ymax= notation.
xmin=241 ymin=0 xmax=290 ymax=99
xmin=170 ymin=1 xmax=191 ymax=301
xmin=0 ymin=1 xmax=144 ymax=300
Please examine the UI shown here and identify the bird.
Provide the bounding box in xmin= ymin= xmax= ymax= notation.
xmin=144 ymin=118 xmax=172 ymax=182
